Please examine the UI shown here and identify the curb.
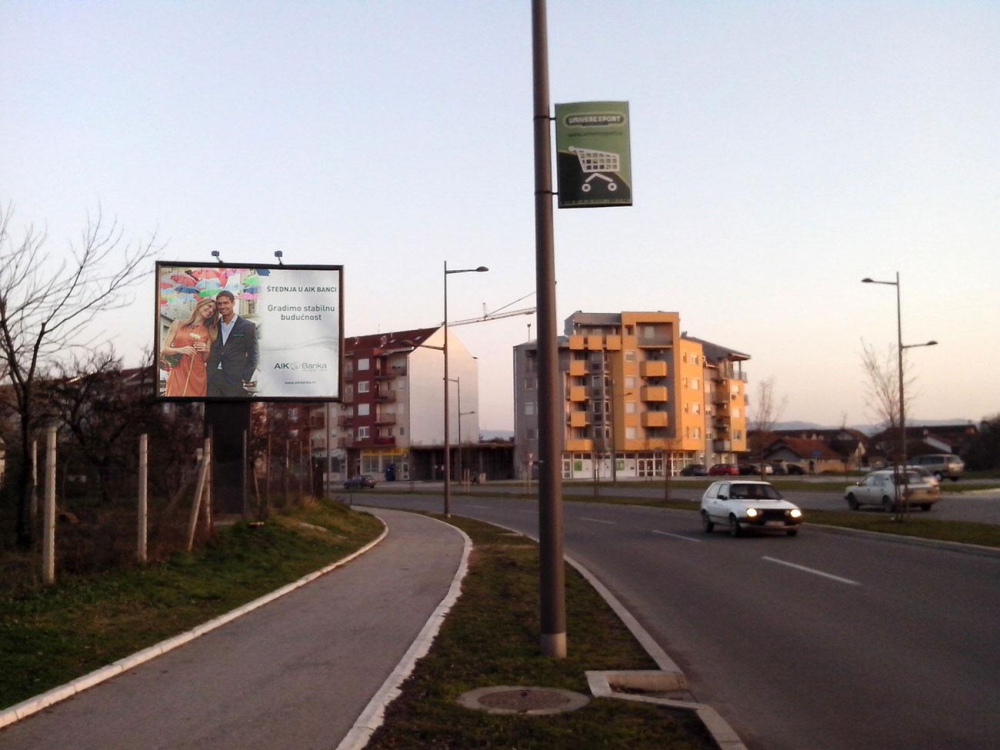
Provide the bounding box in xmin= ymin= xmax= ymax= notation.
xmin=808 ymin=522 xmax=1000 ymax=559
xmin=464 ymin=516 xmax=746 ymax=750
xmin=336 ymin=511 xmax=473 ymax=750
xmin=0 ymin=519 xmax=390 ymax=731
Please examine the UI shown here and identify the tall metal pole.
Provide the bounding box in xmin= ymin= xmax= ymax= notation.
xmin=896 ymin=271 xmax=906 ymax=469
xmin=456 ymin=377 xmax=462 ymax=485
xmin=532 ymin=0 xmax=566 ymax=658
xmin=443 ymin=261 xmax=451 ymax=516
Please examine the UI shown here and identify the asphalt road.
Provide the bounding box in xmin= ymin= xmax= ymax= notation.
xmin=0 ymin=510 xmax=465 ymax=750
xmin=356 ymin=491 xmax=1000 ymax=750
xmin=378 ymin=479 xmax=1000 ymax=525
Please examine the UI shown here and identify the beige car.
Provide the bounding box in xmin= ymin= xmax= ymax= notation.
xmin=912 ymin=453 xmax=965 ymax=482
xmin=845 ymin=469 xmax=941 ymax=512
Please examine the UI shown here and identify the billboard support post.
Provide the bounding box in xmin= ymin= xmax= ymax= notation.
xmin=138 ymin=434 xmax=148 ymax=564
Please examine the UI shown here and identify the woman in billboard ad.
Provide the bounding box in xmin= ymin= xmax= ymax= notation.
xmin=160 ymin=296 xmax=219 ymax=397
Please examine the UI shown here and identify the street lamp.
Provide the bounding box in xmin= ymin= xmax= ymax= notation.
xmin=443 ymin=261 xmax=488 ymax=516
xmin=448 ymin=376 xmax=477 ymax=485
xmin=862 ymin=274 xmax=938 ymax=506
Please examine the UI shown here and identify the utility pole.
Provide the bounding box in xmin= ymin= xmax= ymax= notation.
xmin=532 ymin=0 xmax=566 ymax=658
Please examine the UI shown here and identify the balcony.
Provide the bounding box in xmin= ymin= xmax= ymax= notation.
xmin=637 ymin=335 xmax=672 ymax=348
xmin=714 ymin=440 xmax=732 ymax=452
xmin=375 ymin=367 xmax=407 ymax=380
xmin=568 ymin=385 xmax=587 ymax=402
xmin=569 ymin=360 xmax=587 ymax=377
xmin=566 ymin=438 xmax=593 ymax=451
xmin=375 ymin=391 xmax=396 ymax=402
xmin=567 ymin=412 xmax=589 ymax=428
xmin=338 ymin=416 xmax=355 ymax=427
xmin=373 ymin=436 xmax=396 ymax=446
xmin=641 ymin=412 xmax=669 ymax=428
xmin=605 ymin=335 xmax=621 ymax=350
xmin=647 ymin=438 xmax=667 ymax=450
xmin=375 ymin=414 xmax=397 ymax=425
xmin=568 ymin=335 xmax=585 ymax=350
xmin=640 ymin=360 xmax=668 ymax=378
xmin=640 ymin=386 xmax=668 ymax=402
xmin=585 ymin=335 xmax=603 ymax=350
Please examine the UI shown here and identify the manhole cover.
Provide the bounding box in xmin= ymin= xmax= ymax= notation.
xmin=457 ymin=686 xmax=590 ymax=715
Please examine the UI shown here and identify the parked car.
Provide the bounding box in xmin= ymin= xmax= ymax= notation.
xmin=700 ymin=480 xmax=803 ymax=537
xmin=680 ymin=463 xmax=709 ymax=476
xmin=911 ymin=454 xmax=964 ymax=482
xmin=344 ymin=474 xmax=378 ymax=490
xmin=738 ymin=463 xmax=773 ymax=476
xmin=708 ymin=463 xmax=740 ymax=476
xmin=844 ymin=469 xmax=940 ymax=512
xmin=784 ymin=463 xmax=806 ymax=475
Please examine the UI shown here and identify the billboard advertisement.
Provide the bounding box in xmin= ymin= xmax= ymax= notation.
xmin=555 ymin=101 xmax=632 ymax=209
xmin=155 ymin=262 xmax=342 ymax=401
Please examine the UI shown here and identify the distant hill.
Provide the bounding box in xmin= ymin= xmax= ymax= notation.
xmin=776 ymin=419 xmax=978 ymax=436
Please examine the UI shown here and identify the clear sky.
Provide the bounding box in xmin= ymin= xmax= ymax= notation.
xmin=3 ymin=1 xmax=997 ymax=431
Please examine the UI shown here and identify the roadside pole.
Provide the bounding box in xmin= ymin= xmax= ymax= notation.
xmin=138 ymin=434 xmax=148 ymax=564
xmin=42 ymin=426 xmax=57 ymax=585
xmin=532 ymin=0 xmax=566 ymax=658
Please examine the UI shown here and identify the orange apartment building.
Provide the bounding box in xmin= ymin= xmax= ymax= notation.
xmin=513 ymin=311 xmax=749 ymax=479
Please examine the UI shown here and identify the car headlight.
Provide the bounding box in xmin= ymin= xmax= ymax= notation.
xmin=746 ymin=508 xmax=759 ymax=518
xmin=789 ymin=509 xmax=802 ymax=518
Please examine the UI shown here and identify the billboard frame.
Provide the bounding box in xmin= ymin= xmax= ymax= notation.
xmin=153 ymin=260 xmax=345 ymax=404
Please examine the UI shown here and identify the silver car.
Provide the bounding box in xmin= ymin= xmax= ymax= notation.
xmin=845 ymin=469 xmax=941 ymax=512
xmin=912 ymin=453 xmax=964 ymax=482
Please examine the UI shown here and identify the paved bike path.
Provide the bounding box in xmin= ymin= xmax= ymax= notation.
xmin=1 ymin=509 xmax=465 ymax=750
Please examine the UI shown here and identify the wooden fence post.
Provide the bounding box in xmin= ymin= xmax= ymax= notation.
xmin=42 ymin=427 xmax=57 ymax=585
xmin=138 ymin=434 xmax=148 ymax=564
xmin=186 ymin=439 xmax=211 ymax=551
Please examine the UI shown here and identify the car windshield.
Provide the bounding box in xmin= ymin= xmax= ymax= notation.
xmin=728 ymin=484 xmax=782 ymax=500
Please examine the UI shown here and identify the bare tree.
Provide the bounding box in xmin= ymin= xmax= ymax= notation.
xmin=748 ymin=376 xmax=787 ymax=481
xmin=0 ymin=203 xmax=159 ymax=549
xmin=860 ymin=340 xmax=914 ymax=460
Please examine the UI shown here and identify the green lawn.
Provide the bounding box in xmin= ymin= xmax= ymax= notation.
xmin=367 ymin=515 xmax=714 ymax=750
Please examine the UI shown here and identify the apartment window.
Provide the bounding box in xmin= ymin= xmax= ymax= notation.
xmin=693 ymin=427 xmax=702 ymax=439
xmin=643 ymin=325 xmax=655 ymax=338
xmin=625 ymin=325 xmax=634 ymax=335
xmin=524 ymin=401 xmax=536 ymax=416
xmin=625 ymin=376 xmax=635 ymax=388
xmin=357 ymin=403 xmax=370 ymax=416
xmin=345 ymin=385 xmax=354 ymax=400
xmin=626 ymin=427 xmax=637 ymax=439
xmin=682 ymin=377 xmax=688 ymax=388
xmin=683 ymin=402 xmax=689 ymax=413
xmin=682 ymin=353 xmax=688 ymax=363
xmin=358 ymin=380 xmax=369 ymax=393
xmin=358 ymin=358 xmax=370 ymax=371
xmin=527 ymin=428 xmax=537 ymax=439
xmin=396 ymin=380 xmax=405 ymax=390
xmin=357 ymin=426 xmax=369 ymax=439
xmin=733 ymin=408 xmax=741 ymax=418
xmin=288 ymin=408 xmax=299 ymax=421
xmin=691 ymin=378 xmax=699 ymax=390
xmin=624 ymin=350 xmax=635 ymax=362
xmin=625 ymin=401 xmax=636 ymax=414
xmin=693 ymin=403 xmax=701 ymax=415
xmin=734 ymin=430 xmax=743 ymax=440
xmin=399 ymin=427 xmax=405 ymax=435
xmin=525 ymin=377 xmax=536 ymax=390
xmin=684 ymin=427 xmax=691 ymax=438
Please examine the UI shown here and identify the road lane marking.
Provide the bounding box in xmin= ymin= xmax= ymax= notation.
xmin=580 ymin=517 xmax=616 ymax=525
xmin=762 ymin=557 xmax=861 ymax=586
xmin=652 ymin=530 xmax=702 ymax=543
xmin=467 ymin=504 xmax=489 ymax=508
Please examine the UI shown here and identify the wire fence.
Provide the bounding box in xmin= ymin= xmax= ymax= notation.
xmin=0 ymin=430 xmax=320 ymax=593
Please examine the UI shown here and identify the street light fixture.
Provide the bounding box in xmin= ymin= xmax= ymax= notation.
xmin=443 ymin=261 xmax=488 ymax=516
xmin=861 ymin=273 xmax=938 ymax=511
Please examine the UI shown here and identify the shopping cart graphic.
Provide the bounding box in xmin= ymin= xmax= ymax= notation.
xmin=568 ymin=146 xmax=620 ymax=192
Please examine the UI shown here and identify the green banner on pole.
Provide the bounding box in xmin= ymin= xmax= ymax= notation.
xmin=555 ymin=101 xmax=632 ymax=209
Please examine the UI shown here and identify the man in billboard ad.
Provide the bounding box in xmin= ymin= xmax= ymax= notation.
xmin=156 ymin=262 xmax=342 ymax=400
xmin=207 ymin=290 xmax=259 ymax=396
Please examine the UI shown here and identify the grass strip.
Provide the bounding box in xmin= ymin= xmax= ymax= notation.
xmin=367 ymin=515 xmax=714 ymax=750
xmin=0 ymin=500 xmax=382 ymax=710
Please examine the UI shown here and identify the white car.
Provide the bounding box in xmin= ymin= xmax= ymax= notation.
xmin=844 ymin=469 xmax=941 ymax=512
xmin=700 ymin=480 xmax=804 ymax=538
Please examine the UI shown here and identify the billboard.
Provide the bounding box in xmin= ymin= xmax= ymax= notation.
xmin=555 ymin=101 xmax=632 ymax=209
xmin=155 ymin=262 xmax=343 ymax=401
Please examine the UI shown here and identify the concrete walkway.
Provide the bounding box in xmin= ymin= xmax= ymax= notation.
xmin=1 ymin=509 xmax=466 ymax=750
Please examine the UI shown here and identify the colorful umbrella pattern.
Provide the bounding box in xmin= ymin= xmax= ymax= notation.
xmin=158 ymin=267 xmax=267 ymax=322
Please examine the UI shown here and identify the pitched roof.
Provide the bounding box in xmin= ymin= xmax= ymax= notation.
xmin=764 ymin=437 xmax=841 ymax=461
xmin=344 ymin=327 xmax=440 ymax=354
